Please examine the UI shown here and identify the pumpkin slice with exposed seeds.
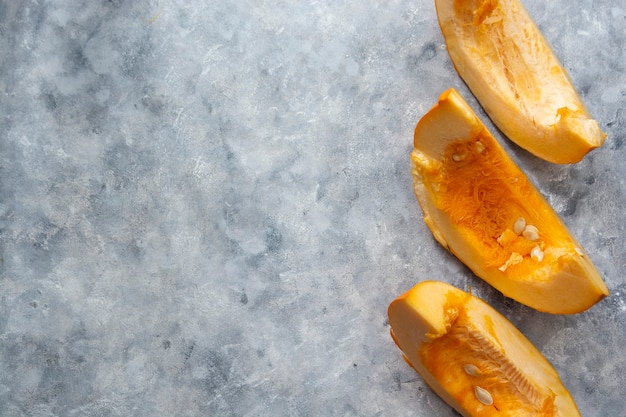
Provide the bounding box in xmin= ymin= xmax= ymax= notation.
xmin=388 ymin=280 xmax=581 ymax=416
xmin=411 ymin=88 xmax=608 ymax=313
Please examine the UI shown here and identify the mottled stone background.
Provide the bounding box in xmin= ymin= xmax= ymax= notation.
xmin=1 ymin=1 xmax=625 ymax=416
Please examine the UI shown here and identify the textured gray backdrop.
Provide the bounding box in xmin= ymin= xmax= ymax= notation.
xmin=1 ymin=1 xmax=625 ymax=416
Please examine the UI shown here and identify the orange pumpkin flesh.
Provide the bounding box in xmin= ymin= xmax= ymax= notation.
xmin=412 ymin=88 xmax=608 ymax=314
xmin=435 ymin=0 xmax=606 ymax=164
xmin=388 ymin=280 xmax=581 ymax=417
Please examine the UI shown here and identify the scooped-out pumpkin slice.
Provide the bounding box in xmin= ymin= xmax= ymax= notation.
xmin=435 ymin=0 xmax=606 ymax=164
xmin=388 ymin=280 xmax=581 ymax=416
xmin=412 ymin=88 xmax=608 ymax=314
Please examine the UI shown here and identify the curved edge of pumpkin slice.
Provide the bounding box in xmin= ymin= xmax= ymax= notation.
xmin=412 ymin=88 xmax=608 ymax=314
xmin=434 ymin=0 xmax=606 ymax=164
xmin=388 ymin=280 xmax=582 ymax=417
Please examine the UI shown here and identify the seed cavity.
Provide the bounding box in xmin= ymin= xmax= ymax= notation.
xmin=513 ymin=217 xmax=526 ymax=235
xmin=474 ymin=386 xmax=493 ymax=406
xmin=522 ymin=225 xmax=539 ymax=241
xmin=464 ymin=363 xmax=481 ymax=376
xmin=530 ymin=246 xmax=544 ymax=262
xmin=422 ymin=325 xmax=544 ymax=411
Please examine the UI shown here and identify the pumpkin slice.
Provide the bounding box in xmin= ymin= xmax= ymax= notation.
xmin=412 ymin=88 xmax=608 ymax=313
xmin=435 ymin=0 xmax=606 ymax=164
xmin=388 ymin=280 xmax=581 ymax=416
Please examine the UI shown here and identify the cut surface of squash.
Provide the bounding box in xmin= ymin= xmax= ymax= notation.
xmin=412 ymin=88 xmax=608 ymax=313
xmin=388 ymin=280 xmax=581 ymax=417
xmin=435 ymin=0 xmax=606 ymax=164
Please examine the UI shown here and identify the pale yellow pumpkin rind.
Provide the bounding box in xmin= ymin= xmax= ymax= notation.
xmin=388 ymin=280 xmax=582 ymax=417
xmin=412 ymin=88 xmax=608 ymax=314
xmin=434 ymin=0 xmax=606 ymax=164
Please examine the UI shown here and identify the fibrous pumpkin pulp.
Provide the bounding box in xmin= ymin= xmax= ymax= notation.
xmin=411 ymin=88 xmax=608 ymax=313
xmin=435 ymin=0 xmax=606 ymax=164
xmin=388 ymin=280 xmax=581 ymax=416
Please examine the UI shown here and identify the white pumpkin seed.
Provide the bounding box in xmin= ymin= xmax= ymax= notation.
xmin=513 ymin=217 xmax=526 ymax=235
xmin=522 ymin=225 xmax=539 ymax=241
xmin=475 ymin=140 xmax=485 ymax=153
xmin=463 ymin=364 xmax=481 ymax=376
xmin=474 ymin=386 xmax=493 ymax=406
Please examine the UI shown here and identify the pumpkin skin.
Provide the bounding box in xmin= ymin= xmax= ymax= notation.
xmin=388 ymin=280 xmax=581 ymax=417
xmin=411 ymin=88 xmax=608 ymax=314
xmin=434 ymin=0 xmax=606 ymax=164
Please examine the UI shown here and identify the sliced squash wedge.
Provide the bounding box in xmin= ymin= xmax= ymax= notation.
xmin=412 ymin=88 xmax=608 ymax=313
xmin=435 ymin=0 xmax=606 ymax=164
xmin=388 ymin=280 xmax=581 ymax=416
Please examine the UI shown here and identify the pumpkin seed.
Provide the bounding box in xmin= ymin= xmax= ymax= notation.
xmin=463 ymin=363 xmax=481 ymax=376
xmin=474 ymin=386 xmax=493 ymax=406
xmin=522 ymin=225 xmax=539 ymax=241
xmin=513 ymin=217 xmax=526 ymax=235
xmin=475 ymin=140 xmax=485 ymax=153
